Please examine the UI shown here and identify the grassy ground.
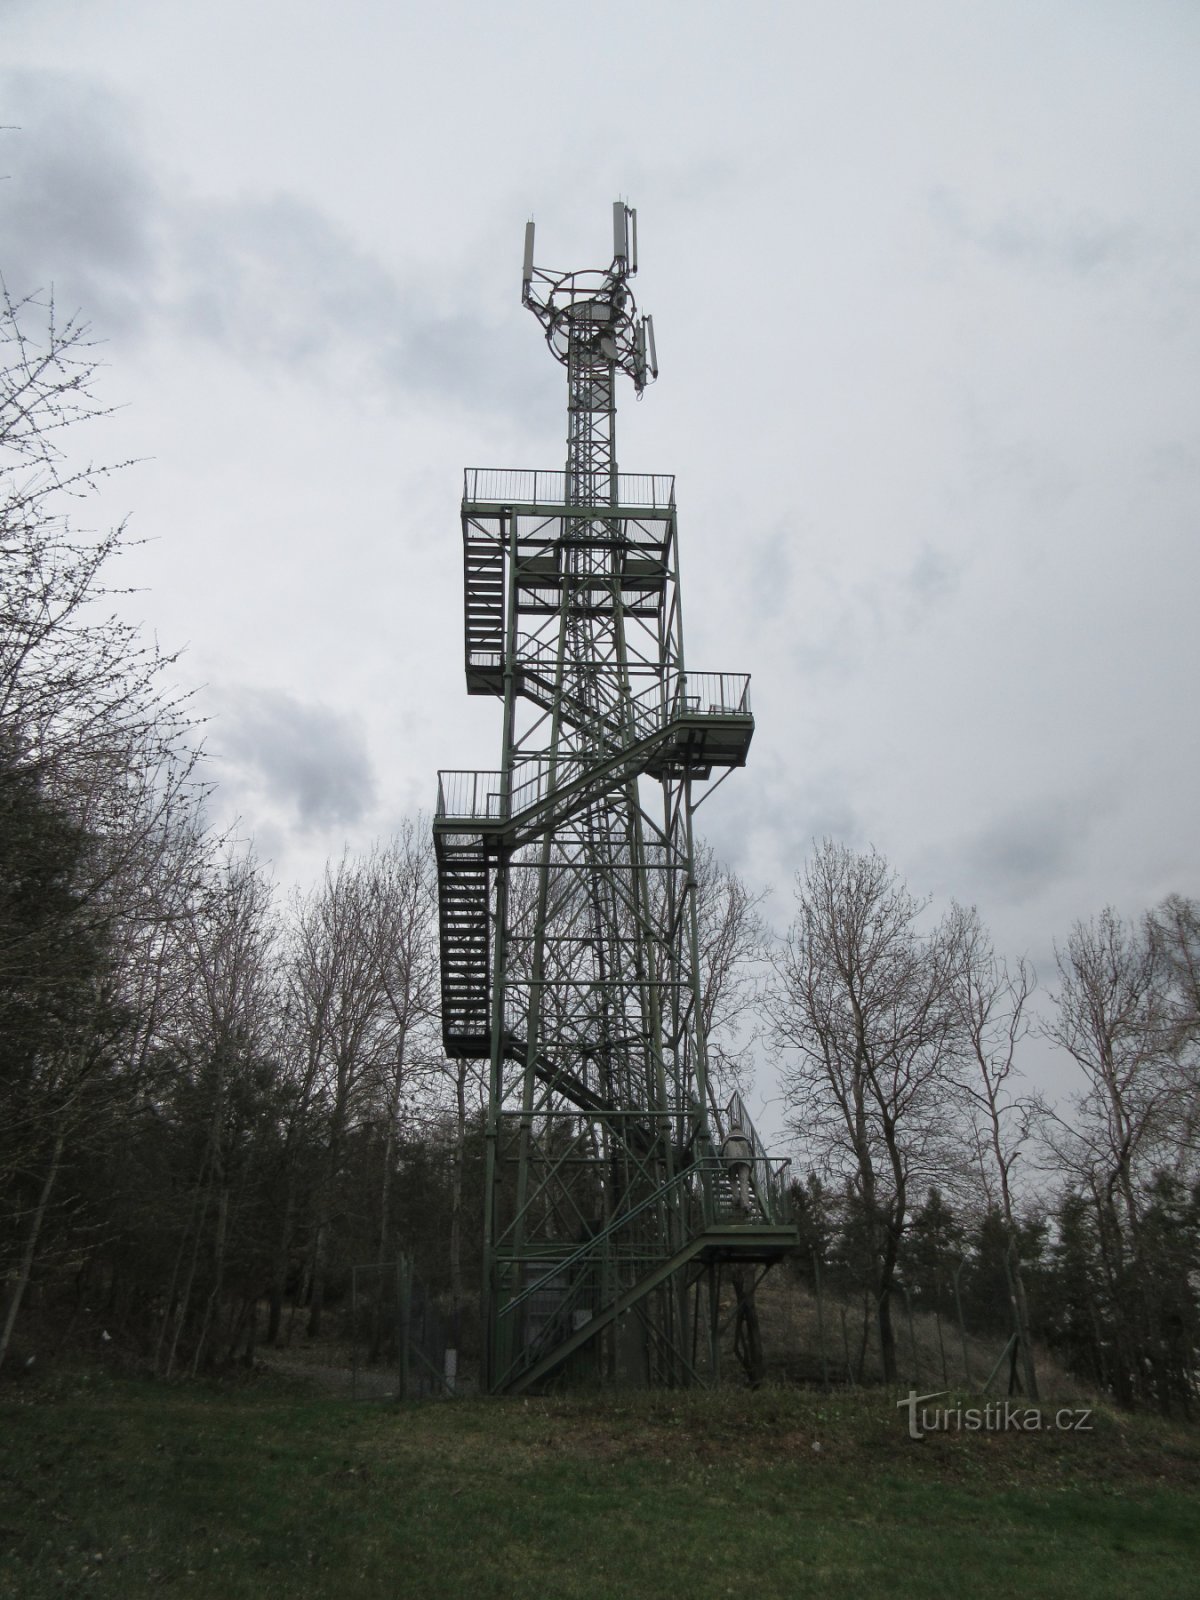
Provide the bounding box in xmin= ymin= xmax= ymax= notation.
xmin=1 ymin=1369 xmax=1198 ymax=1599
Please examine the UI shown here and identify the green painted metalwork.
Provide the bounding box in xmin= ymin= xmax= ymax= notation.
xmin=433 ymin=204 xmax=795 ymax=1391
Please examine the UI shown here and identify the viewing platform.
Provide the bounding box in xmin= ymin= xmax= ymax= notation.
xmin=434 ymin=673 xmax=753 ymax=849
xmin=461 ymin=468 xmax=678 ymax=693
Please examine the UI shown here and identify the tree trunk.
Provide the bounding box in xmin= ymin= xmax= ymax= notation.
xmin=855 ymin=1291 xmax=871 ymax=1381
xmin=267 ymin=1181 xmax=296 ymax=1346
xmin=731 ymin=1267 xmax=764 ymax=1387
xmin=0 ymin=1121 xmax=66 ymax=1374
xmin=877 ymin=1224 xmax=901 ymax=1384
xmin=307 ymin=1117 xmax=344 ymax=1339
xmin=191 ymin=1179 xmax=229 ymax=1376
xmin=164 ymin=1173 xmax=212 ymax=1380
xmin=371 ymin=1043 xmax=405 ymax=1365
xmin=1005 ymin=1240 xmax=1039 ymax=1400
xmin=156 ymin=1150 xmax=210 ymax=1374
xmin=877 ymin=1286 xmax=898 ymax=1384
xmin=449 ymin=1063 xmax=467 ymax=1340
xmin=306 ymin=1216 xmax=330 ymax=1339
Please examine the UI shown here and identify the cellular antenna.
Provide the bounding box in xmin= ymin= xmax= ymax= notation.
xmin=433 ymin=202 xmax=791 ymax=1395
xmin=613 ymin=199 xmax=628 ymax=264
xmin=521 ymin=199 xmax=656 ymax=393
xmin=521 ymin=220 xmax=535 ymax=300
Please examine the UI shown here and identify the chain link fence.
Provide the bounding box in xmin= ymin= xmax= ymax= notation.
xmin=347 ymin=1255 xmax=458 ymax=1400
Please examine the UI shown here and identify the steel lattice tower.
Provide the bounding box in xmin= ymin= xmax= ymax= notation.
xmin=434 ymin=204 xmax=795 ymax=1393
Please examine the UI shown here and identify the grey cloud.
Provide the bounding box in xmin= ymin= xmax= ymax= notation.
xmin=961 ymin=800 xmax=1086 ymax=905
xmin=784 ymin=542 xmax=960 ymax=684
xmin=929 ymin=187 xmax=1140 ymax=278
xmin=966 ymin=432 xmax=1079 ymax=514
xmin=1147 ymin=438 xmax=1200 ymax=487
xmin=170 ymin=192 xmax=405 ymax=373
xmin=0 ymin=68 xmax=534 ymax=409
xmin=376 ymin=300 xmax=535 ymax=411
xmin=0 ymin=69 xmax=160 ymax=335
xmin=212 ymin=686 xmax=376 ymax=830
xmin=166 ymin=193 xmax=533 ymax=407
xmin=745 ymin=521 xmax=795 ymax=624
xmin=722 ymin=756 xmax=865 ymax=885
xmin=906 ymin=545 xmax=958 ymax=606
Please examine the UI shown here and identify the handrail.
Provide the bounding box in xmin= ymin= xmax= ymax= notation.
xmin=497 ymin=1160 xmax=701 ymax=1318
xmin=492 ymin=1149 xmax=793 ymax=1390
xmin=435 ymin=671 xmax=751 ymax=824
xmin=464 ymin=467 xmax=675 ymax=510
xmin=724 ymin=1089 xmax=792 ymax=1226
xmin=496 ymin=1154 xmax=794 ymax=1321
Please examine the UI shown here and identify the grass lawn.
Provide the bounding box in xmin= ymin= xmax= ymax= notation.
xmin=1 ymin=1371 xmax=1198 ymax=1598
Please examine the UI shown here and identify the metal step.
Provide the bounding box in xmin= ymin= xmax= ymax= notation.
xmin=464 ymin=534 xmax=505 ymax=695
xmin=435 ymin=834 xmax=491 ymax=1058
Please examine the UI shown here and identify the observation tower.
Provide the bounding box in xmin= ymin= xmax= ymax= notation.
xmin=433 ymin=204 xmax=796 ymax=1392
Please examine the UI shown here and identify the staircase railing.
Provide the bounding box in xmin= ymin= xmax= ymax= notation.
xmin=435 ymin=671 xmax=752 ymax=832
xmin=492 ymin=1151 xmax=793 ymax=1391
xmin=721 ymin=1090 xmax=793 ymax=1228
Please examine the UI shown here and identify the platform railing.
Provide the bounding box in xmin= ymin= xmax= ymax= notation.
xmin=464 ymin=467 xmax=675 ymax=509
xmin=672 ymin=672 xmax=752 ymax=717
xmin=436 ymin=769 xmax=506 ymax=822
xmin=436 ymin=758 xmax=586 ymax=825
xmin=436 ymin=671 xmax=753 ymax=826
xmin=467 ymin=647 xmax=503 ymax=673
xmin=513 ymin=652 xmax=750 ymax=730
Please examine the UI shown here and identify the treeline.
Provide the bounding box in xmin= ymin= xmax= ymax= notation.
xmin=0 ymin=287 xmax=494 ymax=1376
xmin=769 ymin=842 xmax=1200 ymax=1415
xmin=2 ymin=287 xmax=1197 ymax=1411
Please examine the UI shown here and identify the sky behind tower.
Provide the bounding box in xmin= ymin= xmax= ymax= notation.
xmin=3 ymin=0 xmax=1198 ymax=1124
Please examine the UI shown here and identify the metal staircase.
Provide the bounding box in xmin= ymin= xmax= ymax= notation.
xmin=435 ymin=686 xmax=752 ymax=864
xmin=434 ymin=835 xmax=491 ymax=1059
xmin=463 ymin=526 xmax=505 ymax=695
xmin=496 ymin=1128 xmax=795 ymax=1395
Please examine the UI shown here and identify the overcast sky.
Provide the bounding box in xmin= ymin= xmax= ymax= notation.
xmin=4 ymin=0 xmax=1198 ymax=1127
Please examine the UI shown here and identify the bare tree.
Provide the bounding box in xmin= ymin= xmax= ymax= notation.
xmin=1041 ymin=906 xmax=1187 ymax=1405
xmin=0 ymin=963 xmax=112 ymax=1373
xmin=367 ymin=826 xmax=440 ymax=1355
xmin=155 ymin=847 xmax=278 ymax=1376
xmin=692 ymin=842 xmax=767 ymax=1114
xmin=291 ymin=850 xmax=395 ymax=1337
xmin=944 ymin=902 xmax=1040 ymax=1396
xmin=0 ymin=285 xmax=206 ymax=1372
xmin=1045 ymin=909 xmax=1170 ymax=1243
xmin=767 ymin=840 xmax=956 ymax=1383
xmin=1145 ymin=895 xmax=1200 ymax=1174
xmin=265 ymin=919 xmax=335 ymax=1347
xmin=1 ymin=286 xmax=195 ymax=795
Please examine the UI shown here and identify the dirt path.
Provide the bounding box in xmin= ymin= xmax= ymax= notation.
xmin=256 ymin=1345 xmax=399 ymax=1399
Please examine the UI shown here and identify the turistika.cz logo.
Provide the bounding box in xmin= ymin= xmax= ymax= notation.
xmin=897 ymin=1390 xmax=1094 ymax=1441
